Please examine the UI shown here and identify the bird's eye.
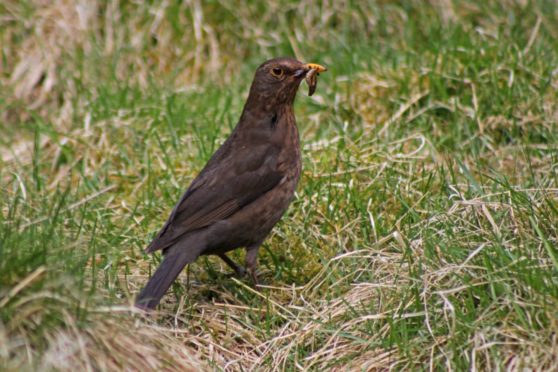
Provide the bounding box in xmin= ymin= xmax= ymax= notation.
xmin=270 ymin=67 xmax=284 ymax=78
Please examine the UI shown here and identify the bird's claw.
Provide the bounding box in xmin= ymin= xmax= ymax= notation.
xmin=235 ymin=266 xmax=247 ymax=278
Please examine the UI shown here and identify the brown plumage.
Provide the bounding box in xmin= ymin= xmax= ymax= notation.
xmin=136 ymin=57 xmax=326 ymax=310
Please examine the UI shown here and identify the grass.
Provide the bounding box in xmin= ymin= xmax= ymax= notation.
xmin=1 ymin=0 xmax=558 ymax=370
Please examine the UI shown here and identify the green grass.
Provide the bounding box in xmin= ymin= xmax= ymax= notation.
xmin=1 ymin=0 xmax=558 ymax=370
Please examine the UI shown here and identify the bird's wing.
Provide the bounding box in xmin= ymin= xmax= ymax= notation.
xmin=145 ymin=142 xmax=283 ymax=253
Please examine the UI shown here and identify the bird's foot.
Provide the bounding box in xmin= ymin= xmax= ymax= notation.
xmin=219 ymin=253 xmax=247 ymax=278
xmin=223 ymin=264 xmax=247 ymax=279
xmin=234 ymin=265 xmax=247 ymax=278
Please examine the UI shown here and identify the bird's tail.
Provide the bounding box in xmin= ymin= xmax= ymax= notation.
xmin=136 ymin=241 xmax=202 ymax=310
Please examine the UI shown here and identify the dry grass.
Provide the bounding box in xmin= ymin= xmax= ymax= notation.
xmin=0 ymin=267 xmax=204 ymax=371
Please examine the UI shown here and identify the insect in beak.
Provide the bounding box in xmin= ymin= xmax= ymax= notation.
xmin=303 ymin=63 xmax=327 ymax=96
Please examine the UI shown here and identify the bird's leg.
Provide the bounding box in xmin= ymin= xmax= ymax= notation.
xmin=245 ymin=247 xmax=260 ymax=287
xmin=218 ymin=253 xmax=246 ymax=277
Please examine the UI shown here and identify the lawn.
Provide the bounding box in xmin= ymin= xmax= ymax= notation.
xmin=1 ymin=0 xmax=558 ymax=370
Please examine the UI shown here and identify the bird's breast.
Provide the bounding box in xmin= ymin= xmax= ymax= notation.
xmin=275 ymin=113 xmax=301 ymax=180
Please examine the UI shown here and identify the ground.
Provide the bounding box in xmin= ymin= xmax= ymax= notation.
xmin=1 ymin=0 xmax=558 ymax=370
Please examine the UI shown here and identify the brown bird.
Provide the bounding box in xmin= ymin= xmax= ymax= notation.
xmin=136 ymin=57 xmax=326 ymax=309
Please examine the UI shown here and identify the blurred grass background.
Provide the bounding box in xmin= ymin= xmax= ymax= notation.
xmin=1 ymin=0 xmax=558 ymax=370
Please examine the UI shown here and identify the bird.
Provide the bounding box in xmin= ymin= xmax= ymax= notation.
xmin=135 ymin=57 xmax=327 ymax=310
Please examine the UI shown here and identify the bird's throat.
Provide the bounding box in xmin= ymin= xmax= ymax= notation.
xmin=240 ymin=99 xmax=294 ymax=130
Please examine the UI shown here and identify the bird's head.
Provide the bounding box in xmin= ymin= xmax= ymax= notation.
xmin=246 ymin=57 xmax=326 ymax=109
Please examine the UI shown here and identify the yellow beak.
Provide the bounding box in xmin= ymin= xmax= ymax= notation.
xmin=304 ymin=63 xmax=327 ymax=73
